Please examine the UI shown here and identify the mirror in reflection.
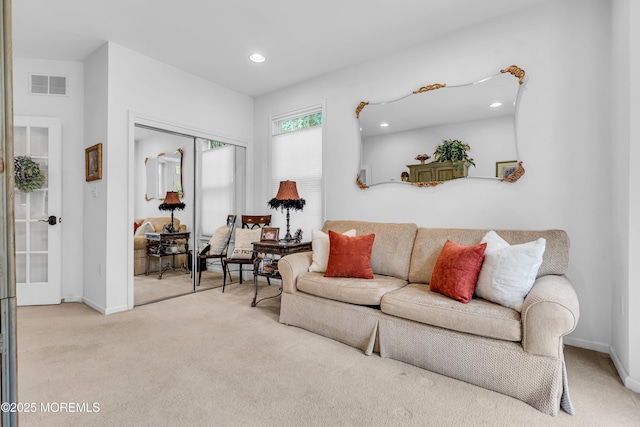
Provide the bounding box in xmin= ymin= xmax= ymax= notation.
xmin=145 ymin=148 xmax=183 ymax=200
xmin=356 ymin=66 xmax=526 ymax=188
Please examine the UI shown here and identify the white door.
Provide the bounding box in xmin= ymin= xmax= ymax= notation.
xmin=14 ymin=116 xmax=62 ymax=306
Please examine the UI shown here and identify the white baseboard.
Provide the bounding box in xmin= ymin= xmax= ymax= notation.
xmin=563 ymin=336 xmax=610 ymax=354
xmin=82 ymin=296 xmax=106 ymax=314
xmin=104 ymin=304 xmax=129 ymax=315
xmin=610 ymin=346 xmax=640 ymax=393
xmin=61 ymin=296 xmax=84 ymax=303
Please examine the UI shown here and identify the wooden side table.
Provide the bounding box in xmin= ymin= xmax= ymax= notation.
xmin=251 ymin=240 xmax=312 ymax=307
xmin=146 ymin=231 xmax=190 ymax=279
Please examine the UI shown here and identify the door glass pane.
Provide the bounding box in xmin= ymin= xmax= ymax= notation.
xmin=15 ymin=222 xmax=26 ymax=252
xmin=15 ymin=192 xmax=27 ymax=220
xmin=35 ymin=159 xmax=49 ymax=190
xmin=14 ymin=126 xmax=27 ymax=156
xmin=29 ymin=191 xmax=48 ymax=220
xmin=30 ymin=222 xmax=48 ymax=251
xmin=30 ymin=254 xmax=48 ymax=282
xmin=31 ymin=127 xmax=49 ymax=156
xmin=16 ymin=254 xmax=26 ymax=284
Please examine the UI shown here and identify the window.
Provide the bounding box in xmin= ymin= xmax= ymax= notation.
xmin=200 ymin=141 xmax=235 ymax=236
xmin=270 ymin=104 xmax=324 ymax=239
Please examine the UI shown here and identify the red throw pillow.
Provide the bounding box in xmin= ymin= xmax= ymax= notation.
xmin=324 ymin=231 xmax=375 ymax=279
xmin=430 ymin=240 xmax=487 ymax=303
xmin=134 ymin=222 xmax=141 ymax=234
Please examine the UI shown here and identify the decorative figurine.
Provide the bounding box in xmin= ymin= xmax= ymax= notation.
xmin=293 ymin=229 xmax=303 ymax=243
xmin=415 ymin=153 xmax=431 ymax=164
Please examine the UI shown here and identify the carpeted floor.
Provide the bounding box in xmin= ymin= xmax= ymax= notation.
xmin=17 ymin=282 xmax=640 ymax=426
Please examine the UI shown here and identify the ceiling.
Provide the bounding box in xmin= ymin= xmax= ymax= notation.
xmin=12 ymin=0 xmax=551 ymax=98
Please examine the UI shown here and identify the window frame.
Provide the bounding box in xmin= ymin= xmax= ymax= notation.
xmin=268 ymin=100 xmax=326 ymax=235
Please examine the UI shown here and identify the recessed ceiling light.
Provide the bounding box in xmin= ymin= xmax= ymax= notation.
xmin=249 ymin=53 xmax=266 ymax=63
xmin=490 ymin=102 xmax=502 ymax=108
xmin=380 ymin=123 xmax=389 ymax=127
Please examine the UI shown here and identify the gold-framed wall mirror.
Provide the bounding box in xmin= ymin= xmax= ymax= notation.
xmin=356 ymin=65 xmax=526 ymax=188
xmin=145 ymin=148 xmax=184 ymax=200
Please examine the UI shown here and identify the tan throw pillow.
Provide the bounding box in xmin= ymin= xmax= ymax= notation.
xmin=309 ymin=229 xmax=356 ymax=273
xmin=208 ymin=225 xmax=232 ymax=255
xmin=135 ymin=221 xmax=155 ymax=237
xmin=229 ymin=228 xmax=262 ymax=259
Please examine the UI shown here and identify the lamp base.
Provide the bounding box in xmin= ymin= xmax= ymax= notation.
xmin=279 ymin=237 xmax=295 ymax=244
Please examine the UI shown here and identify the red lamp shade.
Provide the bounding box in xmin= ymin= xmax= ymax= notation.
xmin=163 ymin=191 xmax=182 ymax=205
xmin=275 ymin=180 xmax=300 ymax=200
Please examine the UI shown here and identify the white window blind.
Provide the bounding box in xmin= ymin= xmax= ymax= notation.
xmin=271 ymin=115 xmax=323 ymax=239
xmin=200 ymin=144 xmax=235 ymax=236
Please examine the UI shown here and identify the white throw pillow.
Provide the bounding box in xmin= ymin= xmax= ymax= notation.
xmin=475 ymin=230 xmax=546 ymax=312
xmin=228 ymin=228 xmax=262 ymax=259
xmin=135 ymin=221 xmax=155 ymax=237
xmin=208 ymin=225 xmax=232 ymax=255
xmin=308 ymin=229 xmax=357 ymax=273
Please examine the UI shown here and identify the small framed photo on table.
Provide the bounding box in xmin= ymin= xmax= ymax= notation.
xmin=496 ymin=160 xmax=519 ymax=180
xmin=261 ymin=227 xmax=280 ymax=242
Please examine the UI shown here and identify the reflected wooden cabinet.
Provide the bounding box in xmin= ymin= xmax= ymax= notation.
xmin=406 ymin=161 xmax=468 ymax=183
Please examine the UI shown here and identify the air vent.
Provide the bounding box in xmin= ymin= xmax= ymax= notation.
xmin=29 ymin=74 xmax=68 ymax=96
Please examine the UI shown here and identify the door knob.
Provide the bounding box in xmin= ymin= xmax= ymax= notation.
xmin=38 ymin=215 xmax=58 ymax=225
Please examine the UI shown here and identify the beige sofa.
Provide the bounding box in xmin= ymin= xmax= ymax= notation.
xmin=278 ymin=220 xmax=579 ymax=416
xmin=133 ymin=217 xmax=187 ymax=276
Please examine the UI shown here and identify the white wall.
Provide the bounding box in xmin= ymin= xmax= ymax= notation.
xmin=629 ymin=0 xmax=640 ymax=394
xmin=83 ymin=45 xmax=109 ymax=310
xmin=254 ymin=0 xmax=612 ymax=351
xmin=82 ymin=42 xmax=253 ymax=313
xmin=13 ymin=58 xmax=86 ymax=302
xmin=133 ymin=130 xmax=194 ymax=232
xmin=611 ymin=0 xmax=640 ymax=392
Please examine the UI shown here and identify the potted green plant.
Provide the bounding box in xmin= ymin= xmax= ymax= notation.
xmin=433 ymin=139 xmax=476 ymax=170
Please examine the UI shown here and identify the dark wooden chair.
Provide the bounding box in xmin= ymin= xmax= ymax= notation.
xmin=196 ymin=214 xmax=236 ymax=286
xmin=222 ymin=214 xmax=271 ymax=292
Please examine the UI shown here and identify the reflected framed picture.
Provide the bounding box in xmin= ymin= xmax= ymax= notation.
xmin=85 ymin=143 xmax=103 ymax=181
xmin=496 ymin=160 xmax=518 ymax=179
xmin=261 ymin=227 xmax=280 ymax=242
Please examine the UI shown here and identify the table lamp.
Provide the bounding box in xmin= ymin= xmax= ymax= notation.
xmin=158 ymin=191 xmax=185 ymax=233
xmin=268 ymin=180 xmax=305 ymax=242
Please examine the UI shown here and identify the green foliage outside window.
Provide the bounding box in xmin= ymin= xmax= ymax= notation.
xmin=280 ymin=113 xmax=322 ymax=133
xmin=208 ymin=140 xmax=226 ymax=149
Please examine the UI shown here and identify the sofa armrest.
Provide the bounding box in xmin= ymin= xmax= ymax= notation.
xmin=521 ymin=275 xmax=580 ymax=359
xmin=278 ymin=252 xmax=313 ymax=294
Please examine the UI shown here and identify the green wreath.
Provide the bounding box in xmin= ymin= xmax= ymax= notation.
xmin=14 ymin=156 xmax=46 ymax=193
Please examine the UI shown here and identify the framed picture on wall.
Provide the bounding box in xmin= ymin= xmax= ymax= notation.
xmin=496 ymin=160 xmax=518 ymax=180
xmin=261 ymin=227 xmax=279 ymax=242
xmin=85 ymin=143 xmax=103 ymax=181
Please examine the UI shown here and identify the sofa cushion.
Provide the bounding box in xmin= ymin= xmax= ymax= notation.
xmin=429 ymin=240 xmax=486 ymax=303
xmin=380 ymin=283 xmax=521 ymax=342
xmin=475 ymin=231 xmax=546 ymax=312
xmin=309 ymin=228 xmax=356 ymax=273
xmin=134 ymin=221 xmax=155 ymax=237
xmin=409 ymin=228 xmax=569 ymax=284
xmin=147 ymin=216 xmax=180 ymax=233
xmin=297 ymin=272 xmax=407 ymax=306
xmin=322 ymin=220 xmax=418 ymax=280
xmin=325 ymin=231 xmax=375 ymax=279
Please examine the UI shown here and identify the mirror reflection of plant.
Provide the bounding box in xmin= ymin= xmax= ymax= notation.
xmin=14 ymin=156 xmax=46 ymax=193
xmin=433 ymin=139 xmax=476 ymax=168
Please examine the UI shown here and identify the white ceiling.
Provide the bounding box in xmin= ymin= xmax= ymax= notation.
xmin=12 ymin=0 xmax=551 ymax=98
